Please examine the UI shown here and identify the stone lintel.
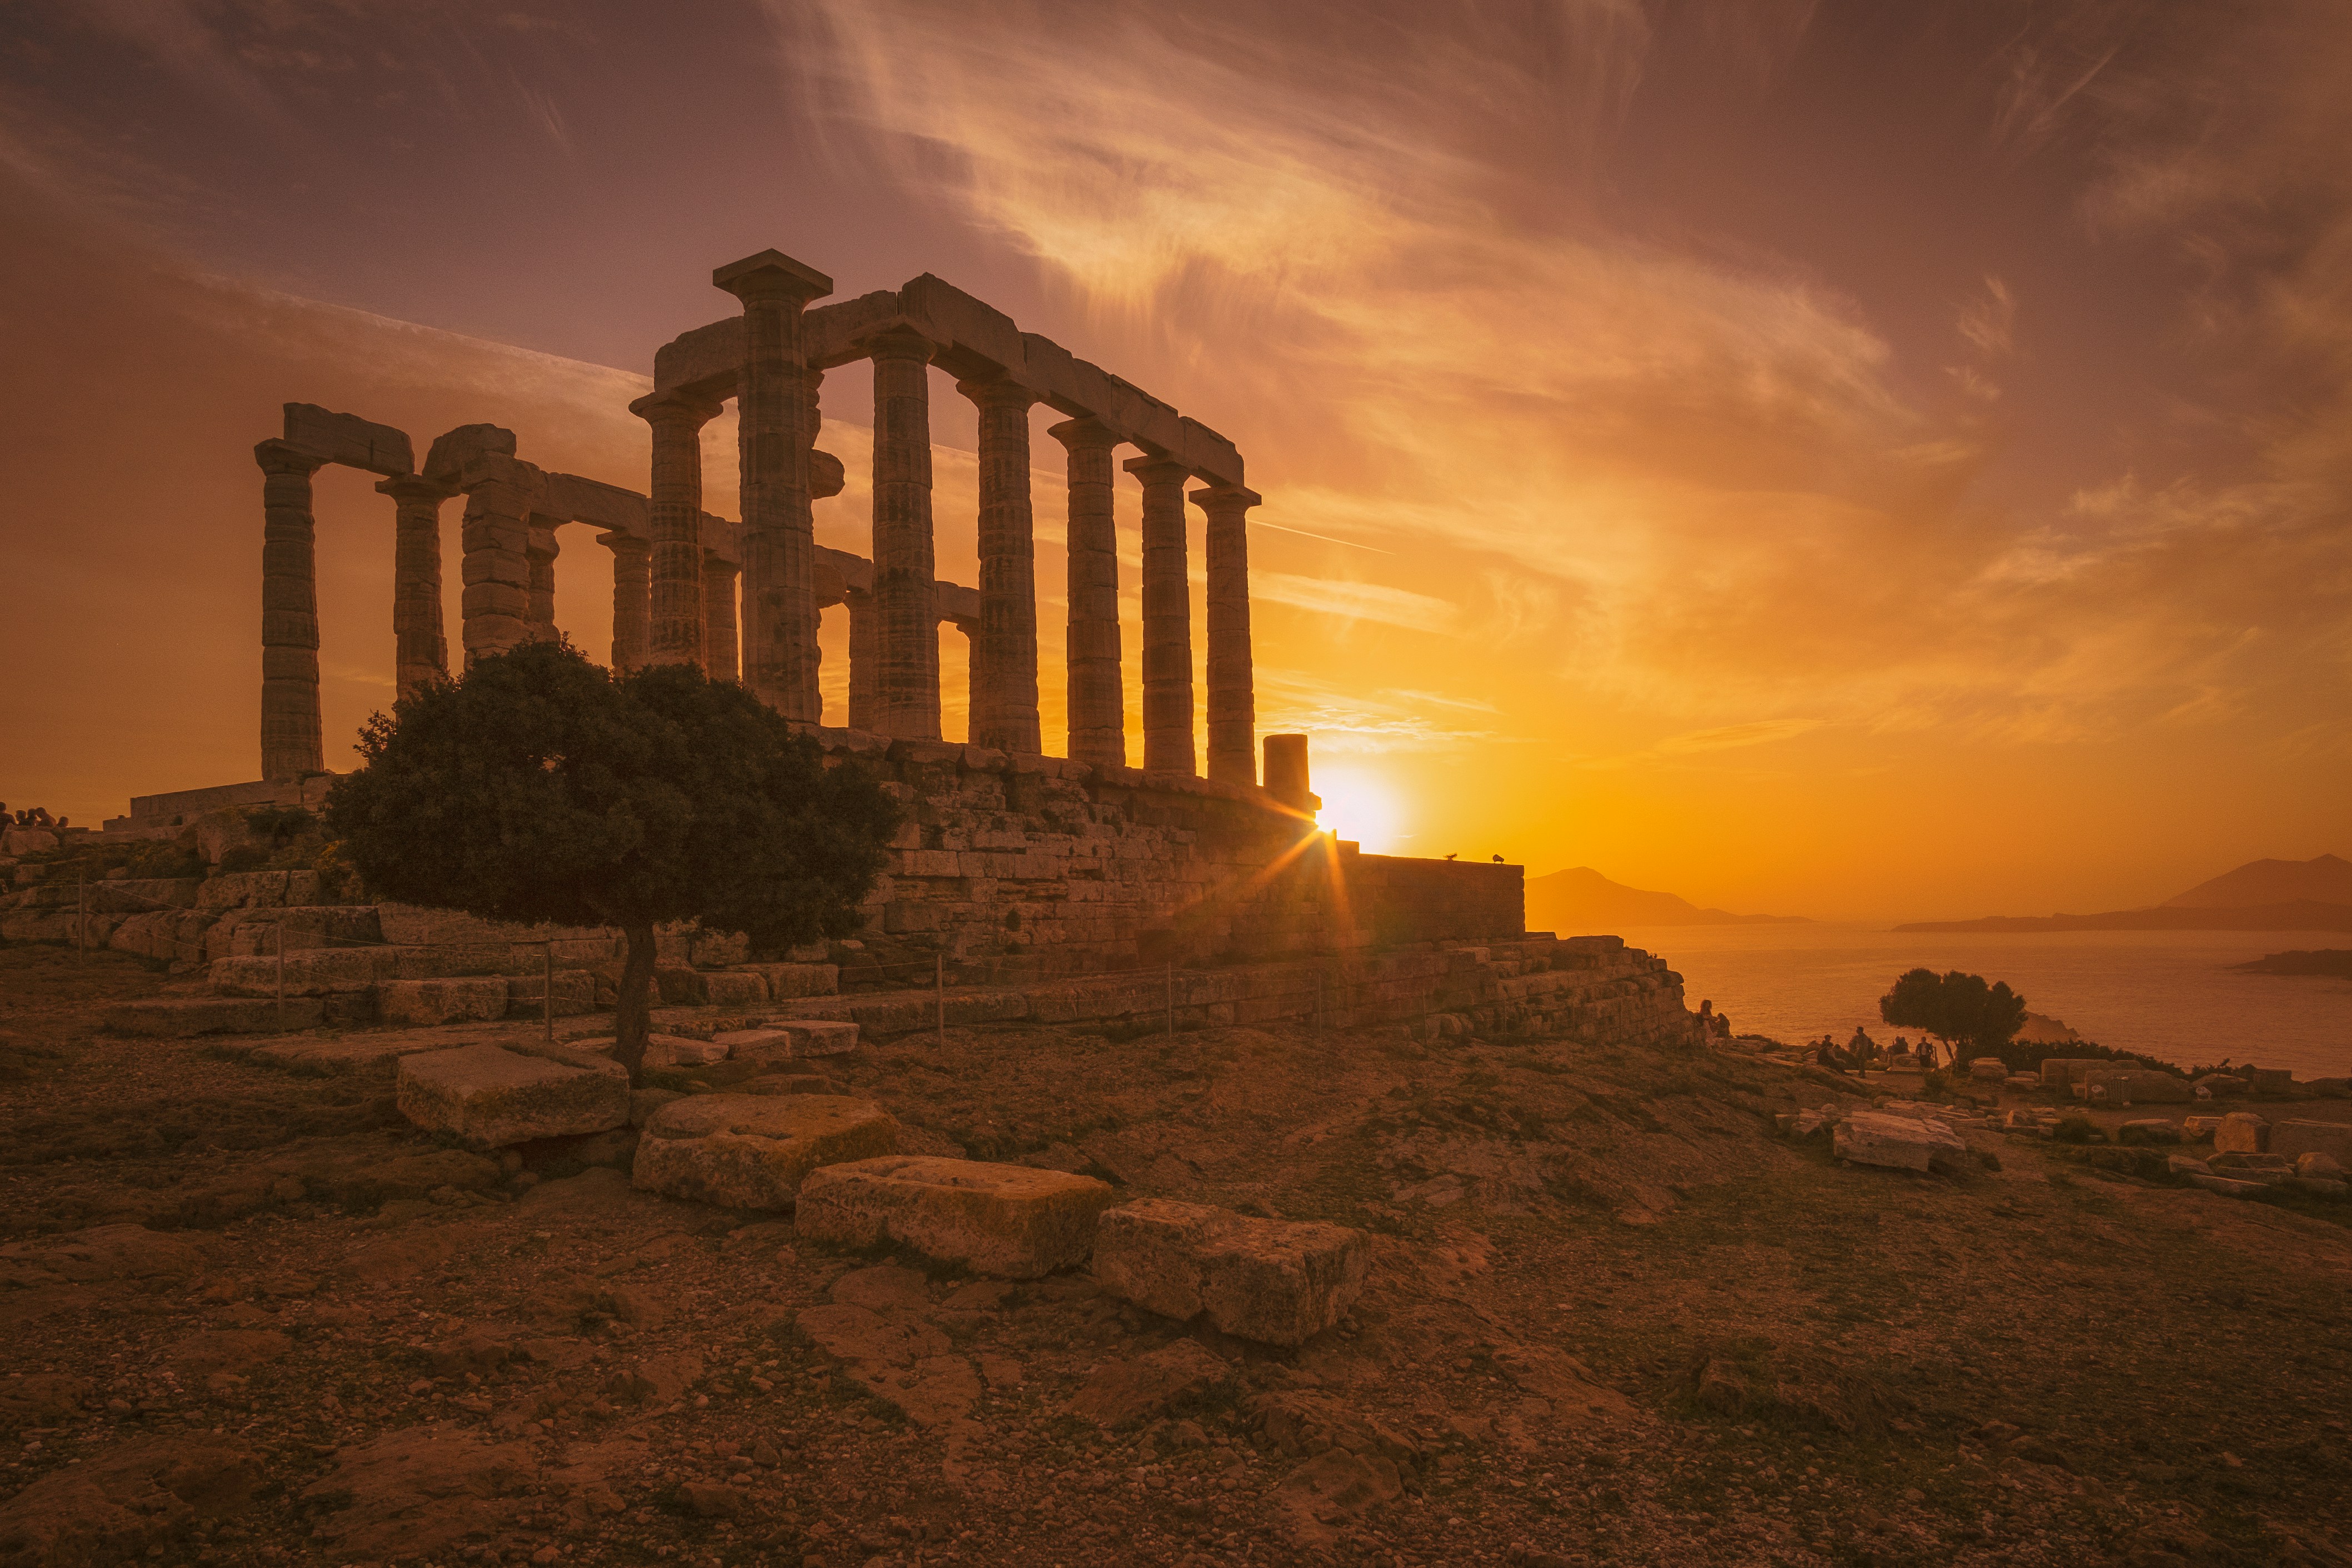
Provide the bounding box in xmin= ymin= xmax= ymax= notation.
xmin=423 ymin=423 xmax=519 ymax=487
xmin=712 ymin=248 xmax=834 ymax=301
xmin=283 ymin=402 xmax=415 ymax=477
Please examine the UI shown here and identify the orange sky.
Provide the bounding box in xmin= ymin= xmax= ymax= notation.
xmin=1 ymin=1 xmax=2345 ymax=921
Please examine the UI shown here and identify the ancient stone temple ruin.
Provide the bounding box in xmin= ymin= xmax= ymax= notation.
xmin=87 ymin=248 xmax=1700 ymax=1046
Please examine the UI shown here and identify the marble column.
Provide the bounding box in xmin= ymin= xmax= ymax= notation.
xmin=1051 ymin=418 xmax=1123 ymax=767
xmin=629 ymin=392 xmax=720 ymax=667
xmin=377 ymin=474 xmax=450 ymax=700
xmin=867 ymin=328 xmax=940 ymax=738
xmin=715 ymin=251 xmax=832 ymax=720
xmin=959 ymin=375 xmax=1042 ymax=753
xmin=600 ymin=532 xmax=650 ymax=673
xmin=457 ymin=463 xmax=531 ymax=667
xmin=845 ymin=588 xmax=878 ymax=731
xmin=256 ymin=440 xmax=325 ymax=781
xmin=1194 ymin=484 xmax=1260 ymax=787
xmin=1125 ymin=455 xmax=1196 ymax=776
xmin=703 ymin=556 xmax=741 ymax=681
xmin=525 ymin=521 xmax=560 ymax=642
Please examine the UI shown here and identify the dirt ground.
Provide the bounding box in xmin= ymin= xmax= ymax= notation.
xmin=3 ymin=943 xmax=2349 ymax=1568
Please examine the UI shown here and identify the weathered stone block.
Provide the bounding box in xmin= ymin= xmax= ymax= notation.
xmin=1967 ymin=1058 xmax=2009 ymax=1081
xmin=2213 ymin=1112 xmax=2269 ymax=1155
xmin=209 ymin=949 xmax=383 ymax=996
xmin=2269 ymin=1121 xmax=2352 ymax=1166
xmin=632 ymin=1095 xmax=897 ymax=1210
xmin=377 ymin=978 xmax=510 ymax=1028
xmin=721 ymin=1021 xmax=859 ymax=1061
xmin=572 ymin=1033 xmax=727 ymax=1067
xmin=504 ymin=971 xmax=597 ymax=1018
xmin=1833 ymin=1111 xmax=1970 ymax=1174
xmin=735 ymin=962 xmax=838 ymax=998
xmin=395 ymin=1043 xmax=629 ymax=1150
xmin=2038 ymin=1057 xmax=2105 ymax=1088
xmin=797 ymin=1156 xmax=1116 ymax=1277
xmin=1092 ymin=1199 xmax=1367 ymax=1346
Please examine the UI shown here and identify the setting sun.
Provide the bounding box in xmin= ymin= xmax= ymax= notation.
xmin=1314 ymin=765 xmax=1405 ymax=854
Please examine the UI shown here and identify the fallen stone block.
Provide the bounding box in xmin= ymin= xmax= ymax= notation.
xmin=2118 ymin=1118 xmax=2182 ymax=1145
xmin=717 ymin=1021 xmax=859 ymax=1063
xmin=2039 ymin=1058 xmax=2105 ymax=1089
xmin=735 ymin=962 xmax=838 ymax=998
xmin=2295 ymin=1152 xmax=2347 ymax=1180
xmin=2185 ymin=1173 xmax=2266 ymax=1199
xmin=2194 ymin=1073 xmax=2249 ymax=1098
xmin=2166 ymin=1155 xmax=2212 ymax=1177
xmin=2213 ymin=1112 xmax=2269 ymax=1155
xmin=573 ymin=1033 xmax=727 ymax=1067
xmin=2182 ymin=1116 xmax=2228 ymax=1140
xmin=1833 ymin=1111 xmax=1970 ymax=1174
xmin=504 ymin=970 xmax=597 ymax=1019
xmin=208 ymin=948 xmax=384 ymax=996
xmin=2084 ymin=1069 xmax=2194 ymax=1105
xmin=395 ymin=1043 xmax=630 ymax=1150
xmin=2269 ymin=1121 xmax=2352 ymax=1166
xmin=2210 ymin=1151 xmax=2291 ymax=1175
xmin=632 ymin=1095 xmax=897 ymax=1210
xmin=2005 ymin=1073 xmax=2041 ymax=1091
xmin=797 ymin=1156 xmax=1116 ymax=1277
xmin=1092 ymin=1199 xmax=1368 ymax=1346
xmin=1967 ymin=1058 xmax=2009 ymax=1081
xmin=103 ymin=997 xmax=324 ymax=1037
xmin=377 ymin=977 xmax=510 ymax=1028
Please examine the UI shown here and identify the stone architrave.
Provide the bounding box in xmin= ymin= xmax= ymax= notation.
xmin=600 ymin=531 xmax=651 ymax=672
xmin=959 ymin=374 xmax=1042 ymax=753
xmin=630 ymin=391 xmax=720 ymax=667
xmin=377 ymin=475 xmax=450 ymax=698
xmin=1051 ymin=417 xmax=1124 ymax=766
xmin=1126 ymin=455 xmax=1196 ymax=775
xmin=456 ymin=460 xmax=533 ymax=668
xmin=845 ymin=588 xmax=878 ymax=731
xmin=867 ymin=327 xmax=940 ymax=738
xmin=1195 ymin=485 xmax=1259 ymax=787
xmin=716 ymin=250 xmax=833 ymax=721
xmin=255 ymin=440 xmax=326 ymax=780
xmin=702 ymin=555 xmax=741 ymax=681
xmin=525 ymin=520 xmax=560 ymax=642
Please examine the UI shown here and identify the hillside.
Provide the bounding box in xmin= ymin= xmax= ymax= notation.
xmin=1526 ymin=866 xmax=1806 ymax=931
xmin=1899 ymin=852 xmax=2352 ymax=933
xmin=2166 ymin=853 xmax=2352 ymax=908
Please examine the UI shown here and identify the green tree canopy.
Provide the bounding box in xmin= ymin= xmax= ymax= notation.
xmin=1879 ymin=967 xmax=2029 ymax=1066
xmin=323 ymin=641 xmax=898 ymax=1077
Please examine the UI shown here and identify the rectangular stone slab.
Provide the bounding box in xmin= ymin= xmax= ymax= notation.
xmin=395 ymin=1043 xmax=630 ymax=1150
xmin=1091 ymin=1199 xmax=1367 ymax=1347
xmin=717 ymin=1021 xmax=859 ymax=1063
xmin=1832 ymin=1111 xmax=1969 ymax=1173
xmin=632 ymin=1095 xmax=897 ymax=1211
xmin=797 ymin=1156 xmax=1116 ymax=1278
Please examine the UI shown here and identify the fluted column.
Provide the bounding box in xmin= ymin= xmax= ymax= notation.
xmin=867 ymin=328 xmax=940 ymax=738
xmin=600 ymin=532 xmax=650 ymax=673
xmin=377 ymin=474 xmax=450 ymax=700
xmin=1194 ymin=484 xmax=1260 ymax=787
xmin=845 ymin=588 xmax=878 ymax=731
xmin=1051 ymin=418 xmax=1123 ymax=767
xmin=716 ymin=250 xmax=833 ymax=720
xmin=256 ymin=440 xmax=325 ymax=780
xmin=960 ymin=375 xmax=1042 ymax=752
xmin=1126 ymin=455 xmax=1196 ymax=776
xmin=525 ymin=521 xmax=560 ymax=642
xmin=703 ymin=556 xmax=741 ymax=681
xmin=457 ymin=463 xmax=531 ymax=667
xmin=629 ymin=391 xmax=720 ymax=667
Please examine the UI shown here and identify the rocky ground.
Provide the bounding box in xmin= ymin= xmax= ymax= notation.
xmin=3 ymin=942 xmax=2349 ymax=1567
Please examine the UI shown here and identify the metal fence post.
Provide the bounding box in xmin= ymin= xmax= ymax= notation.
xmin=544 ymin=938 xmax=556 ymax=1045
xmin=936 ymin=953 xmax=945 ymax=1047
xmin=1166 ymin=960 xmax=1175 ymax=1038
xmin=274 ymin=925 xmax=286 ymax=1030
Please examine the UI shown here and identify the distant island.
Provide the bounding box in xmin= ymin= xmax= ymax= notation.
xmin=2233 ymin=950 xmax=2352 ymax=978
xmin=1898 ymin=853 xmax=2352 ymax=933
xmin=1526 ymin=867 xmax=1809 ymax=931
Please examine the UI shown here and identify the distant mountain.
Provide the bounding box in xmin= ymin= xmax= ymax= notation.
xmin=1525 ymin=867 xmax=1808 ymax=931
xmin=1897 ymin=853 xmax=2352 ymax=933
xmin=2166 ymin=855 xmax=2352 ymax=908
xmin=2233 ymin=950 xmax=2352 ymax=978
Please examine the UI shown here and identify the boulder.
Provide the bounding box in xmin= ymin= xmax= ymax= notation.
xmin=377 ymin=977 xmax=510 ymax=1027
xmin=2194 ymin=1073 xmax=2249 ymax=1098
xmin=2213 ymin=1112 xmax=2269 ymax=1155
xmin=1832 ymin=1111 xmax=1970 ymax=1174
xmin=395 ymin=1043 xmax=630 ymax=1150
xmin=2295 ymin=1152 xmax=2347 ymax=1180
xmin=797 ymin=1156 xmax=1116 ymax=1277
xmin=2269 ymin=1121 xmax=2352 ymax=1166
xmin=1092 ymin=1199 xmax=1368 ymax=1346
xmin=716 ymin=1020 xmax=859 ymax=1063
xmin=632 ymin=1095 xmax=897 ymax=1211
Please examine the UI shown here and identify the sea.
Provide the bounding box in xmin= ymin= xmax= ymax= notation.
xmin=1617 ymin=922 xmax=2352 ymax=1082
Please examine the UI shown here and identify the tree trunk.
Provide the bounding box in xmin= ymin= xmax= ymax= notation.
xmin=615 ymin=922 xmax=657 ymax=1082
